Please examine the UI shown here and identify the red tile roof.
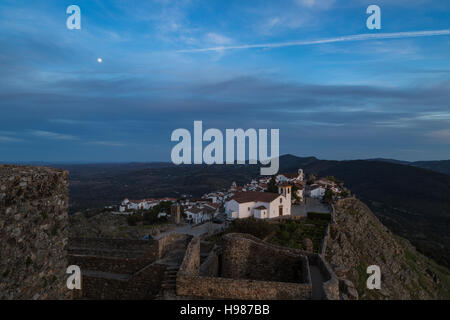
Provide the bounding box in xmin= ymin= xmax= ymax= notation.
xmin=229 ymin=191 xmax=281 ymax=204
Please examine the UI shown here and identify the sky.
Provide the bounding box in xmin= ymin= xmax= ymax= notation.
xmin=0 ymin=0 xmax=449 ymax=162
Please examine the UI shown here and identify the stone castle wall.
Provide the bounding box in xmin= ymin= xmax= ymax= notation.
xmin=0 ymin=165 xmax=70 ymax=300
xmin=221 ymin=233 xmax=310 ymax=283
xmin=177 ymin=234 xmax=313 ymax=300
xmin=68 ymin=233 xmax=189 ymax=299
xmin=80 ymin=262 xmax=167 ymax=299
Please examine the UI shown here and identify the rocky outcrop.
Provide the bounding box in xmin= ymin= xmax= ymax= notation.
xmin=325 ymin=198 xmax=447 ymax=299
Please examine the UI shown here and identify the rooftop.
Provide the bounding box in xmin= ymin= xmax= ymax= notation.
xmin=230 ymin=191 xmax=281 ymax=204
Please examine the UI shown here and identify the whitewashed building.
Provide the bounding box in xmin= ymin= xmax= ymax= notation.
xmin=309 ymin=185 xmax=326 ymax=199
xmin=225 ymin=184 xmax=292 ymax=220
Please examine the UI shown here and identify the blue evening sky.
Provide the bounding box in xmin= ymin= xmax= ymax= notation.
xmin=0 ymin=0 xmax=449 ymax=162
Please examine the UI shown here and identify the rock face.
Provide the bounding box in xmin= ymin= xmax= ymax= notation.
xmin=0 ymin=165 xmax=70 ymax=299
xmin=326 ymin=198 xmax=447 ymax=300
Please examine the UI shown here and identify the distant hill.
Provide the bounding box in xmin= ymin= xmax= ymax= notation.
xmin=412 ymin=160 xmax=450 ymax=175
xmin=364 ymin=158 xmax=450 ymax=176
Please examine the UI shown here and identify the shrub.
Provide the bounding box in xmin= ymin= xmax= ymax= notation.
xmin=228 ymin=217 xmax=276 ymax=239
xmin=307 ymin=211 xmax=331 ymax=221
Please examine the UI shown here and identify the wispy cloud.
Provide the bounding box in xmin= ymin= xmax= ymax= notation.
xmin=0 ymin=135 xmax=23 ymax=143
xmin=426 ymin=129 xmax=450 ymax=143
xmin=30 ymin=130 xmax=78 ymax=141
xmin=87 ymin=141 xmax=125 ymax=147
xmin=294 ymin=0 xmax=335 ymax=10
xmin=176 ymin=29 xmax=450 ymax=52
xmin=205 ymin=32 xmax=233 ymax=45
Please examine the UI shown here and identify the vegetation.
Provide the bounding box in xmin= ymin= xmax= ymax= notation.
xmin=126 ymin=201 xmax=173 ymax=226
xmin=291 ymin=184 xmax=300 ymax=202
xmin=269 ymin=219 xmax=328 ymax=252
xmin=265 ymin=176 xmax=278 ymax=193
xmin=307 ymin=211 xmax=331 ymax=221
xmin=322 ymin=188 xmax=334 ymax=204
xmin=227 ymin=217 xmax=276 ymax=239
xmin=206 ymin=216 xmax=328 ymax=253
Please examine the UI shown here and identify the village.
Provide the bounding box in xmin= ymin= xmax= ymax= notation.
xmin=114 ymin=169 xmax=348 ymax=239
xmin=66 ymin=167 xmax=355 ymax=300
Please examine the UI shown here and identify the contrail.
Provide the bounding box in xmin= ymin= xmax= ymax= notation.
xmin=176 ymin=29 xmax=450 ymax=53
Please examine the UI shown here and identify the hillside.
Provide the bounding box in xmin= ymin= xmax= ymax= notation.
xmin=365 ymin=158 xmax=450 ymax=175
xmin=413 ymin=160 xmax=450 ymax=175
xmin=277 ymin=156 xmax=450 ymax=268
xmin=326 ymin=198 xmax=450 ymax=299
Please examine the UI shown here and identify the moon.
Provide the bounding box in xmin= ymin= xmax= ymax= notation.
xmin=97 ymin=58 xmax=103 ymax=63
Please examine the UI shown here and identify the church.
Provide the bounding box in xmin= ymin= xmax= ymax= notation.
xmin=225 ymin=183 xmax=292 ymax=220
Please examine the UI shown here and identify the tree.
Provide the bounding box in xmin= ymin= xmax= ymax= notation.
xmin=291 ymin=184 xmax=300 ymax=203
xmin=266 ymin=176 xmax=278 ymax=193
xmin=307 ymin=174 xmax=316 ymax=185
xmin=323 ymin=188 xmax=334 ymax=204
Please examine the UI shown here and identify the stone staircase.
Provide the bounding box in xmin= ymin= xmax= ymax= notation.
xmin=161 ymin=265 xmax=179 ymax=293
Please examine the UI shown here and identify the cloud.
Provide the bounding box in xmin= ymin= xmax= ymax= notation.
xmin=87 ymin=141 xmax=125 ymax=147
xmin=0 ymin=136 xmax=23 ymax=143
xmin=30 ymin=130 xmax=78 ymax=141
xmin=294 ymin=0 xmax=335 ymax=9
xmin=205 ymin=33 xmax=232 ymax=45
xmin=176 ymin=29 xmax=450 ymax=53
xmin=426 ymin=130 xmax=450 ymax=143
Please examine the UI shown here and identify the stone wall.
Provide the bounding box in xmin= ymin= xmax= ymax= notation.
xmin=69 ymin=237 xmax=159 ymax=259
xmin=177 ymin=274 xmax=312 ymax=300
xmin=80 ymin=263 xmax=167 ymax=299
xmin=200 ymin=249 xmax=219 ymax=277
xmin=68 ymin=233 xmax=189 ymax=299
xmin=68 ymin=254 xmax=153 ymax=274
xmin=179 ymin=236 xmax=201 ymax=277
xmin=177 ymin=234 xmax=312 ymax=300
xmin=222 ymin=233 xmax=309 ymax=283
xmin=0 ymin=165 xmax=70 ymax=300
xmin=158 ymin=233 xmax=189 ymax=258
xmin=317 ymin=202 xmax=345 ymax=300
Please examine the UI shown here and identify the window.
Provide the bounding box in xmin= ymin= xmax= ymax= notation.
xmin=280 ymin=198 xmax=282 ymax=203
xmin=288 ymin=188 xmax=290 ymax=194
xmin=248 ymin=207 xmax=250 ymax=211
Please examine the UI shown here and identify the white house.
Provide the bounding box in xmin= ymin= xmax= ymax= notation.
xmin=225 ymin=184 xmax=292 ymax=220
xmin=309 ymin=185 xmax=326 ymax=199
xmin=294 ymin=182 xmax=305 ymax=202
xmin=184 ymin=207 xmax=212 ymax=224
xmin=277 ymin=169 xmax=304 ymax=183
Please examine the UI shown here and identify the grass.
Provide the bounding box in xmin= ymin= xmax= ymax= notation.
xmin=204 ymin=217 xmax=328 ymax=254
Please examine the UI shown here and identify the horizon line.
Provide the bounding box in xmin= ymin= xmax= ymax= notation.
xmin=2 ymin=155 xmax=449 ymax=165
xmin=176 ymin=29 xmax=450 ymax=53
